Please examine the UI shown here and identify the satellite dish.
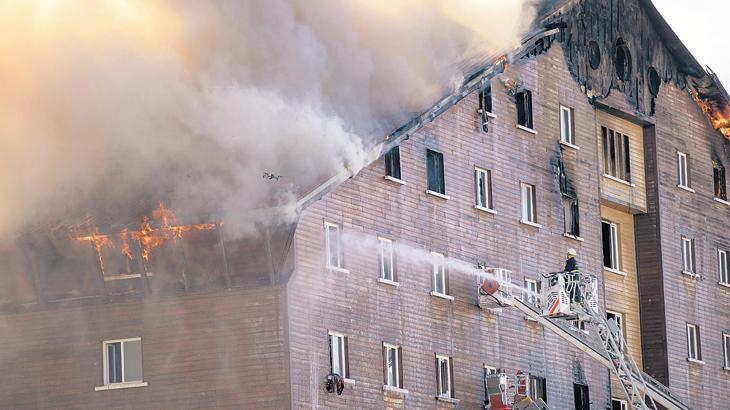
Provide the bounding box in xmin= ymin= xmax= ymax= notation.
xmin=325 ymin=373 xmax=344 ymax=395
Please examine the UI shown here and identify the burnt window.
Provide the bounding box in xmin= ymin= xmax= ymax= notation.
xmin=614 ymin=39 xmax=632 ymax=81
xmin=563 ymin=196 xmax=580 ymax=238
xmin=384 ymin=146 xmax=401 ymax=180
xmin=647 ymin=67 xmax=661 ymax=96
xmin=426 ymin=149 xmax=445 ymax=194
xmin=588 ymin=41 xmax=601 ymax=70
xmin=714 ymin=161 xmax=727 ymax=201
xmin=573 ymin=383 xmax=590 ymax=410
xmin=479 ymin=83 xmax=493 ymax=114
xmin=515 ymin=90 xmax=533 ymax=129
xmin=602 ymin=126 xmax=631 ymax=182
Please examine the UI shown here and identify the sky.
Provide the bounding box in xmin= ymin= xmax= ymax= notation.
xmin=652 ymin=0 xmax=729 ymax=84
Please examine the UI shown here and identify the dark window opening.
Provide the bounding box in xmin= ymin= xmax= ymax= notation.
xmin=478 ymin=83 xmax=493 ymax=132
xmin=588 ymin=41 xmax=601 ymax=70
xmin=385 ymin=146 xmax=401 ymax=180
xmin=614 ymin=39 xmax=632 ymax=81
xmin=714 ymin=161 xmax=727 ymax=200
xmin=602 ymin=126 xmax=631 ymax=182
xmin=564 ymin=196 xmax=580 ymax=238
xmin=427 ymin=149 xmax=445 ymax=194
xmin=107 ymin=342 xmax=122 ymax=384
xmin=574 ymin=384 xmax=590 ymax=410
xmin=602 ymin=221 xmax=619 ymax=270
xmin=515 ymin=90 xmax=533 ymax=129
xmin=529 ymin=375 xmax=547 ymax=403
xmin=647 ymin=67 xmax=661 ymax=96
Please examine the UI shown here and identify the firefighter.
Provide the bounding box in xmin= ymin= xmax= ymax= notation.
xmin=563 ymin=248 xmax=582 ymax=303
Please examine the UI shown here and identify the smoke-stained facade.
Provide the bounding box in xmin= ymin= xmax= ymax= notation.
xmin=1 ymin=0 xmax=729 ymax=409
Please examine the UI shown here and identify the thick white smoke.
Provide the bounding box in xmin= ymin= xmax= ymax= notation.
xmin=0 ymin=0 xmax=535 ymax=237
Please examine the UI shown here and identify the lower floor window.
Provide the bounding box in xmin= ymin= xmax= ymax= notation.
xmin=102 ymin=338 xmax=143 ymax=386
xmin=529 ymin=375 xmax=547 ymax=402
xmin=612 ymin=398 xmax=628 ymax=410
xmin=574 ymin=383 xmax=589 ymax=410
xmin=435 ymin=355 xmax=453 ymax=398
xmin=383 ymin=343 xmax=403 ymax=388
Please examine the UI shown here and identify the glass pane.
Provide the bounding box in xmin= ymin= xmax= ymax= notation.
xmin=107 ymin=342 xmax=122 ymax=384
xmin=332 ymin=336 xmax=342 ymax=376
xmin=561 ymin=108 xmax=571 ymax=142
xmin=387 ymin=348 xmax=396 ymax=386
xmin=609 ymin=130 xmax=616 ymax=176
xmin=123 ymin=340 xmax=143 ymax=382
xmin=724 ymin=335 xmax=730 ymax=367
xmin=439 ymin=360 xmax=449 ymax=395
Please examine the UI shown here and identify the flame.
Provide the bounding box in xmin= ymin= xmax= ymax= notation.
xmin=692 ymin=91 xmax=730 ymax=139
xmin=75 ymin=228 xmax=114 ymax=275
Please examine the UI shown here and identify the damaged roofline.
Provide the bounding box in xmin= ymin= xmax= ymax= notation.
xmin=295 ymin=27 xmax=562 ymax=213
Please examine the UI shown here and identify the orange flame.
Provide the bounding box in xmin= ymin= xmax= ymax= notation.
xmin=692 ymin=91 xmax=730 ymax=139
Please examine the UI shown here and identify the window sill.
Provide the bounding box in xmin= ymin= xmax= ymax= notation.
xmin=483 ymin=111 xmax=496 ymax=119
xmin=516 ymin=124 xmax=538 ymax=135
xmin=519 ymin=220 xmax=542 ymax=229
xmin=430 ymin=291 xmax=455 ymax=301
xmin=426 ymin=190 xmax=450 ymax=200
xmin=95 ymin=381 xmax=148 ymax=391
xmin=677 ymin=185 xmax=695 ymax=193
xmin=378 ymin=278 xmax=400 ymax=288
xmin=103 ymin=272 xmax=153 ymax=281
xmin=384 ymin=175 xmax=407 ymax=185
xmin=435 ymin=396 xmax=460 ymax=404
xmin=724 ymin=366 xmax=730 ymax=372
xmin=602 ymin=174 xmax=635 ymax=187
xmin=327 ymin=266 xmax=350 ymax=275
xmin=344 ymin=378 xmax=356 ymax=385
xmin=564 ymin=233 xmax=584 ymax=242
xmin=714 ymin=197 xmax=730 ymax=206
xmin=383 ymin=385 xmax=409 ymax=396
xmin=560 ymin=141 xmax=580 ymax=150
xmin=718 ymin=282 xmax=730 ymax=289
xmin=604 ymin=267 xmax=627 ymax=276
xmin=681 ymin=270 xmax=701 ymax=279
xmin=525 ymin=315 xmax=539 ymax=322
xmin=474 ymin=205 xmax=497 ymax=215
xmin=687 ymin=358 xmax=705 ymax=365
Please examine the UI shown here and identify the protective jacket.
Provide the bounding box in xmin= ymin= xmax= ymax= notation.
xmin=563 ymin=257 xmax=578 ymax=273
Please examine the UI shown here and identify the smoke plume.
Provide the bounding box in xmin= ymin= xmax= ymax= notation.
xmin=0 ymin=0 xmax=535 ymax=237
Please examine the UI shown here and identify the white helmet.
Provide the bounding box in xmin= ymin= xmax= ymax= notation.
xmin=567 ymin=248 xmax=577 ymax=257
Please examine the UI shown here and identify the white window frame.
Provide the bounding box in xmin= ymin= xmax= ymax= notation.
xmin=384 ymin=343 xmax=400 ymax=388
xmin=560 ymin=105 xmax=575 ymax=145
xmin=474 ymin=167 xmax=493 ymax=211
xmin=528 ymin=374 xmax=547 ymax=402
xmin=329 ymin=332 xmax=348 ymax=379
xmin=524 ymin=278 xmax=538 ymax=305
xmin=378 ymin=237 xmax=395 ymax=283
xmin=484 ymin=365 xmax=497 ymax=375
xmin=96 ymin=337 xmax=147 ymax=391
xmin=520 ymin=182 xmax=537 ymax=224
xmin=431 ymin=252 xmax=447 ymax=296
xmin=723 ymin=332 xmax=730 ymax=370
xmin=603 ymin=221 xmax=621 ymax=272
xmin=606 ymin=310 xmax=624 ymax=351
xmin=718 ymin=249 xmax=729 ymax=285
xmin=681 ymin=236 xmax=696 ymax=275
xmin=612 ymin=398 xmax=628 ymax=410
xmin=677 ymin=152 xmax=691 ymax=189
xmin=686 ymin=323 xmax=701 ymax=361
xmin=498 ymin=269 xmax=513 ymax=297
xmin=436 ymin=354 xmax=452 ymax=398
xmin=324 ymin=221 xmax=345 ymax=271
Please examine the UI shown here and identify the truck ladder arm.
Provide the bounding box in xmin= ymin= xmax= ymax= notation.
xmin=491 ymin=291 xmax=692 ymax=410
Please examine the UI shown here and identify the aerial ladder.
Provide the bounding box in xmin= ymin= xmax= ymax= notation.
xmin=477 ymin=268 xmax=692 ymax=410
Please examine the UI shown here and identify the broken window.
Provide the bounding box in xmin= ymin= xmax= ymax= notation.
xmin=385 ymin=146 xmax=402 ymax=180
xmin=529 ymin=375 xmax=547 ymax=403
xmin=612 ymin=399 xmax=629 ymax=410
xmin=714 ymin=161 xmax=727 ymax=200
xmin=431 ymin=252 xmax=447 ymax=295
xmin=601 ymin=126 xmax=631 ymax=182
xmin=100 ymin=338 xmax=144 ymax=388
xmin=478 ymin=83 xmax=493 ymax=132
xmin=520 ymin=182 xmax=537 ymax=224
xmin=426 ymin=149 xmax=446 ymax=194
xmin=677 ymin=152 xmax=691 ymax=189
xmin=719 ymin=249 xmax=729 ymax=285
xmin=474 ymin=167 xmax=493 ymax=210
xmin=329 ymin=332 xmax=349 ymax=379
xmin=324 ymin=222 xmax=344 ymax=270
xmin=383 ymin=343 xmax=402 ymax=388
xmin=515 ymin=90 xmax=533 ymax=129
xmin=681 ymin=236 xmax=696 ymax=275
xmin=378 ymin=237 xmax=396 ymax=282
xmin=560 ymin=105 xmax=575 ymax=145
xmin=602 ymin=221 xmax=620 ymax=271
xmin=606 ymin=310 xmax=624 ymax=352
xmin=435 ymin=355 xmax=454 ymax=399
xmin=686 ymin=323 xmax=701 ymax=361
xmin=573 ymin=384 xmax=590 ymax=410
xmin=563 ymin=196 xmax=580 ymax=238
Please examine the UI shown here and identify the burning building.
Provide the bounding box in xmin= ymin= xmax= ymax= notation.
xmin=1 ymin=0 xmax=729 ymax=409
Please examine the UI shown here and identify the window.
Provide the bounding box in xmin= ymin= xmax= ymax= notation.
xmin=479 ymin=83 xmax=493 ymax=115
xmin=329 ymin=332 xmax=349 ymax=378
xmin=520 ymin=183 xmax=537 ymax=224
xmin=601 ymin=126 xmax=631 ymax=182
xmin=606 ymin=310 xmax=624 ymax=351
xmin=524 ymin=278 xmax=539 ymax=306
xmin=602 ymin=221 xmax=620 ymax=271
xmin=498 ymin=269 xmax=513 ymax=297
xmin=378 ymin=237 xmax=396 ymax=282
xmin=612 ymin=398 xmax=628 ymax=410
xmin=560 ymin=105 xmax=575 ymax=145
xmin=677 ymin=152 xmax=691 ymax=189
xmin=435 ymin=355 xmax=454 ymax=398
xmin=385 ymin=146 xmax=402 ymax=180
xmin=483 ymin=365 xmax=497 ymax=407
xmin=432 ymin=252 xmax=447 ymax=295
xmin=719 ymin=249 xmax=729 ymax=285
xmin=529 ymin=375 xmax=547 ymax=403
xmin=687 ymin=323 xmax=702 ymax=361
xmin=383 ymin=343 xmax=403 ymax=388
xmin=682 ymin=236 xmax=696 ymax=275
xmin=474 ymin=167 xmax=493 ymax=210
xmin=571 ymin=319 xmax=587 ymax=332
xmin=515 ymin=90 xmax=533 ymax=129
xmin=573 ymin=383 xmax=590 ymax=410
xmin=722 ymin=331 xmax=730 ymax=370
xmin=426 ymin=149 xmax=446 ymax=195
xmin=563 ymin=196 xmax=580 ymax=237
xmin=714 ymin=161 xmax=727 ymax=200
xmin=324 ymin=222 xmax=344 ymax=270
xmin=99 ymin=338 xmax=144 ymax=389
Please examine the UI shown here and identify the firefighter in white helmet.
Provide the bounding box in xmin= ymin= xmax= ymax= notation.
xmin=563 ymin=248 xmax=582 ymax=303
